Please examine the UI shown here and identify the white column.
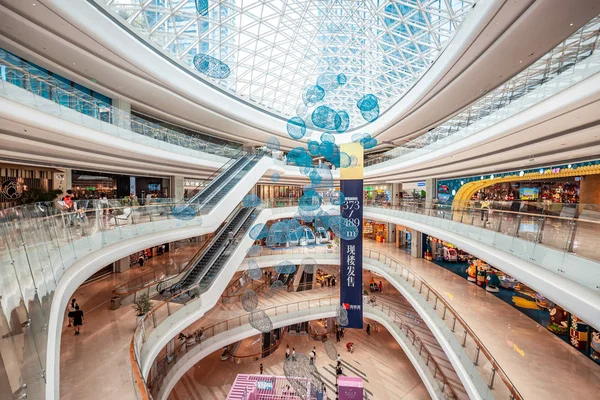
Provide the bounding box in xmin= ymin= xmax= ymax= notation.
xmin=113 ymin=256 xmax=130 ymax=273
xmin=387 ymin=223 xmax=395 ymax=243
xmin=170 ymin=176 xmax=184 ymax=200
xmin=410 ymin=229 xmax=422 ymax=258
xmin=425 ymin=178 xmax=437 ymax=204
xmin=112 ymin=98 xmax=131 ymax=130
xmin=391 ymin=183 xmax=402 ymax=206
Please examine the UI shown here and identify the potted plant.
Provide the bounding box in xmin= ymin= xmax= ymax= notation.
xmin=133 ymin=293 xmax=152 ymax=325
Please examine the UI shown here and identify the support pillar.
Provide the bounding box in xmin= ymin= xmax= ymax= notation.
xmin=112 ymin=98 xmax=132 ymax=130
xmin=113 ymin=256 xmax=130 ymax=273
xmin=170 ymin=175 xmax=184 ymax=200
xmin=411 ymin=229 xmax=422 ymax=258
xmin=392 ymin=183 xmax=403 ymax=206
xmin=425 ymin=178 xmax=437 ymax=205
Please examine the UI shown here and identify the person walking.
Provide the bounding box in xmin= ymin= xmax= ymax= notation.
xmin=336 ymin=326 xmax=341 ymax=342
xmin=309 ymin=350 xmax=315 ymax=365
xmin=366 ymin=323 xmax=371 ymax=336
xmin=292 ymin=348 xmax=296 ymax=361
xmin=337 ymin=354 xmax=341 ymax=363
xmin=72 ymin=305 xmax=84 ymax=335
xmin=378 ymin=280 xmax=383 ymax=294
xmin=67 ymin=298 xmax=78 ymax=327
xmin=285 ymin=344 xmax=290 ymax=360
xmin=313 ymin=345 xmax=317 ymax=359
xmin=259 ymin=363 xmax=264 ymax=374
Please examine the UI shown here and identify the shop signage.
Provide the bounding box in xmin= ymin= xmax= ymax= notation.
xmin=417 ymin=181 xmax=426 ymax=187
xmin=340 ymin=142 xmax=364 ymax=329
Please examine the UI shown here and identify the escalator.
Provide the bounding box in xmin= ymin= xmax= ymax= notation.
xmin=188 ymin=152 xmax=262 ymax=211
xmin=198 ymin=207 xmax=258 ymax=292
xmin=162 ymin=205 xmax=257 ymax=295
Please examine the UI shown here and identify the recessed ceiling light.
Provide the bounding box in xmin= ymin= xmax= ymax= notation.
xmin=72 ymin=62 xmax=75 ymax=65
xmin=570 ymin=23 xmax=574 ymax=26
xmin=519 ymin=60 xmax=522 ymax=63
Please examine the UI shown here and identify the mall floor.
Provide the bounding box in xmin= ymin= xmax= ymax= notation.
xmin=169 ymin=322 xmax=430 ymax=400
xmin=57 ymin=239 xmax=600 ymax=400
xmin=59 ymin=241 xmax=204 ymax=400
xmin=364 ymin=240 xmax=600 ymax=400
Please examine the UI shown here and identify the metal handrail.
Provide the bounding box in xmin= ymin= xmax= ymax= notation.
xmin=146 ymin=295 xmax=457 ymax=399
xmin=362 ymin=248 xmax=522 ymax=400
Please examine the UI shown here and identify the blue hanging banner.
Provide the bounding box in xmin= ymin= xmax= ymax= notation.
xmin=339 ymin=142 xmax=364 ymax=329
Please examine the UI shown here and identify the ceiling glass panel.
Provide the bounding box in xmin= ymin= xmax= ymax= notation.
xmin=100 ymin=0 xmax=477 ymax=130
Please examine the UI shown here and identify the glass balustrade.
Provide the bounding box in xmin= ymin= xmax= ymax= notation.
xmin=364 ymin=201 xmax=600 ymax=268
xmin=0 ymin=58 xmax=243 ymax=159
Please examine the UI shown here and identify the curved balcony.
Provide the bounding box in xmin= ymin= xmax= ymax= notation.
xmin=3 ymin=193 xmax=600 ymax=399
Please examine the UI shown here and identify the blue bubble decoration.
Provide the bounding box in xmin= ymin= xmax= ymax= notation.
xmin=336 ymin=111 xmax=350 ymax=133
xmin=249 ymin=223 xmax=269 ymax=240
xmin=288 ymin=218 xmax=301 ymax=231
xmin=337 ymin=73 xmax=347 ymax=85
xmin=266 ymin=136 xmax=280 ymax=151
xmin=320 ymin=132 xmax=335 ymax=143
xmin=315 ymin=210 xmax=330 ymax=231
xmin=360 ymin=104 xmax=380 ymax=122
xmin=317 ymin=73 xmax=339 ymax=91
xmin=303 ymin=85 xmax=325 ymax=105
xmin=193 ymin=54 xmax=231 ymax=79
xmin=302 ymin=257 xmax=318 ymax=274
xmin=172 ymin=205 xmax=197 ymax=220
xmin=350 ymin=154 xmax=359 ymax=167
xmin=308 ymin=140 xmax=320 ymax=156
xmin=351 ymin=132 xmax=369 ymax=143
xmin=247 ymin=245 xmax=263 ymax=257
xmin=287 ymin=116 xmax=306 ymax=140
xmin=271 ymin=173 xmax=281 ymax=183
xmin=312 ymin=106 xmax=342 ymax=131
xmin=242 ymin=194 xmax=261 ymax=207
xmin=360 ymin=134 xmax=378 ymax=150
xmin=339 ymin=152 xmax=352 ymax=168
xmin=357 ymin=94 xmax=379 ymax=111
xmin=247 ymin=259 xmax=263 ymax=280
xmin=195 ymin=0 xmax=208 ymax=15
xmin=299 ymin=190 xmax=322 ymax=211
xmin=275 ymin=261 xmax=296 ymax=275
xmin=319 ymin=141 xmax=335 ymax=159
xmin=287 ymin=147 xmax=313 ymax=168
xmin=330 ymin=190 xmax=345 ymax=206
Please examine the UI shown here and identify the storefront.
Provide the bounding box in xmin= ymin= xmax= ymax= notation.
xmin=364 ymin=185 xmax=391 ymax=205
xmin=363 ymin=219 xmax=387 ymax=242
xmin=0 ymin=163 xmax=66 ymax=209
xmin=422 ymin=234 xmax=600 ymax=364
xmin=71 ymin=170 xmax=170 ymax=200
xmin=256 ymin=184 xmax=303 ymax=203
xmin=471 ymin=177 xmax=580 ymax=204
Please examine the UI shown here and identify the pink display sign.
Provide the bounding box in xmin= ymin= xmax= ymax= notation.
xmin=338 ymin=376 xmax=363 ymax=400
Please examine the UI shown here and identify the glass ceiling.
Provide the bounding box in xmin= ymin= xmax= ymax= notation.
xmin=99 ymin=0 xmax=477 ymax=131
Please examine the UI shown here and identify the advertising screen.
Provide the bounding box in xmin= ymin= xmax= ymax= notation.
xmin=519 ymin=187 xmax=539 ymax=200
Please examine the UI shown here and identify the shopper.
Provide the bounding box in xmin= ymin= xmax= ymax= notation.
xmin=72 ymin=305 xmax=84 ymax=335
xmin=313 ymin=345 xmax=317 ymax=359
xmin=331 ymin=276 xmax=336 ymax=287
xmin=292 ymin=348 xmax=296 ymax=361
xmin=366 ymin=323 xmax=371 ymax=336
xmin=335 ymin=326 xmax=340 ymax=342
xmin=62 ymin=189 xmax=76 ymax=226
xmin=337 ymin=354 xmax=341 ymax=363
xmin=67 ymin=298 xmax=78 ymax=327
xmin=285 ymin=345 xmax=290 ymax=360
xmin=378 ymin=281 xmax=383 ymax=294
xmin=309 ymin=351 xmax=315 ymax=365
xmin=259 ymin=363 xmax=263 ymax=374
xmin=138 ymin=254 xmax=145 ymax=267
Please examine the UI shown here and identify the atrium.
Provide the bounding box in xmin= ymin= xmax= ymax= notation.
xmin=1 ymin=1 xmax=600 ymax=399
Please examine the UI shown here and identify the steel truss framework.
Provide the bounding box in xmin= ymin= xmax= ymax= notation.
xmin=100 ymin=0 xmax=476 ymax=129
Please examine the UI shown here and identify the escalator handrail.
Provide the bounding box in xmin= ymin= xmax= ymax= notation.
xmin=184 ymin=147 xmax=247 ymax=202
xmin=157 ymin=203 xmax=246 ymax=293
xmin=194 ymin=152 xmax=262 ymax=209
xmin=192 ymin=207 xmax=256 ymax=287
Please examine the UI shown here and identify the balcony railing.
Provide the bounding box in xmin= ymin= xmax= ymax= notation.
xmin=0 ymin=58 xmax=242 ymax=158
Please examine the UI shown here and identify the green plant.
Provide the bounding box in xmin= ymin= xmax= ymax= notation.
xmin=18 ymin=188 xmax=63 ymax=205
xmin=133 ymin=293 xmax=152 ymax=316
